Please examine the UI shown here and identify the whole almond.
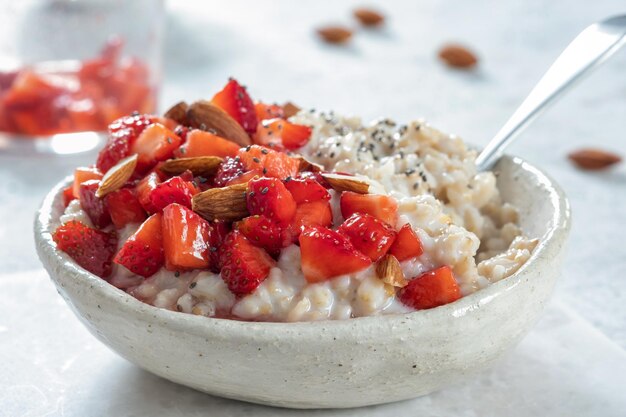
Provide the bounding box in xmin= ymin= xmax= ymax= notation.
xmin=353 ymin=8 xmax=385 ymax=26
xmin=164 ymin=101 xmax=189 ymax=125
xmin=159 ymin=156 xmax=224 ymax=177
xmin=321 ymin=172 xmax=370 ymax=194
xmin=376 ymin=255 xmax=407 ymax=288
xmin=438 ymin=44 xmax=478 ymax=69
xmin=95 ymin=154 xmax=138 ymax=198
xmin=283 ymin=102 xmax=301 ymax=118
xmin=568 ymin=148 xmax=622 ymax=170
xmin=186 ymin=101 xmax=251 ymax=146
xmin=317 ymin=26 xmax=353 ymax=44
xmin=294 ymin=155 xmax=324 ymax=173
xmin=192 ymin=183 xmax=249 ymax=222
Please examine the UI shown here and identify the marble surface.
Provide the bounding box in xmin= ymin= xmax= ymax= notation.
xmin=1 ymin=0 xmax=625 ymax=415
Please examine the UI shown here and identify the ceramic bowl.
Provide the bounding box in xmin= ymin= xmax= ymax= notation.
xmin=35 ymin=155 xmax=570 ymax=409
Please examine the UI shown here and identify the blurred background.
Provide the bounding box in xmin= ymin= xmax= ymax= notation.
xmin=1 ymin=0 xmax=625 ymax=415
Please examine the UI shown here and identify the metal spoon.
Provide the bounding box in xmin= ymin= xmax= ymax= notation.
xmin=476 ymin=15 xmax=626 ymax=172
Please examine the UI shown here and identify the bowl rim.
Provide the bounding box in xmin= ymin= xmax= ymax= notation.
xmin=34 ymin=154 xmax=571 ymax=337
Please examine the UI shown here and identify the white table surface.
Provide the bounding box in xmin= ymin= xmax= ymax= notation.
xmin=1 ymin=0 xmax=625 ymax=415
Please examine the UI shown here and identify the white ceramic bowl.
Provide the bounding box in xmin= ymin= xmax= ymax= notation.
xmin=35 ymin=155 xmax=570 ymax=409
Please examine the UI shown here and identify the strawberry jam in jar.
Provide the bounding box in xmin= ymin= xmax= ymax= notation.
xmin=0 ymin=0 xmax=163 ymax=139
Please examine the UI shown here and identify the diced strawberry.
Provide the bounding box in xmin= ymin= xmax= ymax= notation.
xmin=208 ymin=221 xmax=231 ymax=272
xmin=53 ymin=220 xmax=117 ymax=278
xmin=162 ymin=203 xmax=212 ymax=270
xmin=284 ymin=177 xmax=330 ymax=204
xmin=96 ymin=128 xmax=132 ymax=174
xmin=174 ymin=125 xmax=189 ymax=142
xmin=63 ymin=186 xmax=76 ymax=207
xmin=236 ymin=215 xmax=293 ymax=256
xmin=97 ymin=114 xmax=155 ymax=173
xmin=298 ymin=225 xmax=371 ymax=283
xmin=72 ymin=166 xmax=103 ymax=198
xmin=398 ymin=266 xmax=461 ymax=310
xmin=173 ymin=129 xmax=240 ymax=159
xmin=254 ymin=118 xmax=312 ymax=150
xmin=79 ymin=180 xmax=111 ymax=228
xmin=130 ymin=123 xmax=182 ymax=172
xmin=213 ymin=156 xmax=245 ymax=187
xmin=114 ymin=213 xmax=164 ymax=278
xmin=211 ymin=78 xmax=258 ymax=134
xmin=107 ymin=113 xmax=155 ymax=136
xmin=135 ymin=172 xmax=161 ymax=213
xmin=219 ymin=231 xmax=275 ymax=296
xmin=340 ymin=191 xmax=398 ymax=226
xmin=338 ymin=213 xmax=396 ymax=262
xmin=104 ymin=188 xmax=147 ymax=228
xmin=389 ymin=224 xmax=424 ymax=261
xmin=254 ymin=102 xmax=285 ymax=120
xmin=238 ymin=145 xmax=299 ymax=180
xmin=292 ymin=200 xmax=333 ymax=236
xmin=299 ymin=171 xmax=331 ymax=189
xmin=148 ymin=176 xmax=199 ymax=212
xmin=225 ymin=170 xmax=261 ymax=186
xmin=247 ymin=177 xmax=296 ymax=225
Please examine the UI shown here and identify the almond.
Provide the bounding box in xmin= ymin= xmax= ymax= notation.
xmin=192 ymin=183 xmax=249 ymax=222
xmin=568 ymin=148 xmax=622 ymax=170
xmin=95 ymin=154 xmax=137 ymax=198
xmin=317 ymin=26 xmax=353 ymax=44
xmin=438 ymin=44 xmax=478 ymax=69
xmin=353 ymin=8 xmax=385 ymax=26
xmin=164 ymin=101 xmax=189 ymax=125
xmin=283 ymin=101 xmax=301 ymax=118
xmin=159 ymin=156 xmax=224 ymax=177
xmin=186 ymin=100 xmax=252 ymax=146
xmin=321 ymin=173 xmax=370 ymax=194
xmin=294 ymin=155 xmax=324 ymax=172
xmin=376 ymin=255 xmax=407 ymax=288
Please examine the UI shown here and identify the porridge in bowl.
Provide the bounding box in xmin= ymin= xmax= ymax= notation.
xmin=52 ymin=79 xmax=537 ymax=322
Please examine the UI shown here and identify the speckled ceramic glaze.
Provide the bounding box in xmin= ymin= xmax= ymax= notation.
xmin=35 ymin=155 xmax=570 ymax=409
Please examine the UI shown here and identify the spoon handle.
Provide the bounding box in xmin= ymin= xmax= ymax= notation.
xmin=476 ymin=15 xmax=626 ymax=172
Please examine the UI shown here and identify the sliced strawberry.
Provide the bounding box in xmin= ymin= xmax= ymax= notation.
xmin=130 ymin=123 xmax=182 ymax=172
xmin=219 ymin=231 xmax=275 ymax=296
xmin=338 ymin=213 xmax=396 ymax=262
xmin=238 ymin=145 xmax=299 ymax=180
xmin=213 ymin=156 xmax=245 ymax=187
xmin=211 ymin=78 xmax=258 ymax=134
xmin=254 ymin=118 xmax=312 ymax=150
xmin=284 ymin=177 xmax=330 ymax=204
xmin=398 ymin=266 xmax=461 ymax=310
xmin=299 ymin=225 xmax=371 ymax=283
xmin=162 ymin=203 xmax=212 ymax=270
xmin=299 ymin=171 xmax=331 ymax=189
xmin=389 ymin=224 xmax=424 ymax=261
xmin=62 ymin=186 xmax=75 ymax=207
xmin=53 ymin=220 xmax=117 ymax=278
xmin=340 ymin=191 xmax=398 ymax=226
xmin=97 ymin=114 xmax=155 ymax=173
xmin=292 ymin=200 xmax=333 ymax=236
xmin=173 ymin=129 xmax=240 ymax=159
xmin=104 ymin=188 xmax=147 ymax=228
xmin=114 ymin=213 xmax=164 ymax=278
xmin=174 ymin=125 xmax=189 ymax=142
xmin=254 ymin=102 xmax=285 ymax=120
xmin=247 ymin=177 xmax=296 ymax=225
xmin=79 ymin=180 xmax=111 ymax=228
xmin=72 ymin=166 xmax=103 ymax=198
xmin=148 ymin=176 xmax=199 ymax=212
xmin=208 ymin=221 xmax=231 ymax=272
xmin=135 ymin=172 xmax=161 ymax=213
xmin=236 ymin=215 xmax=293 ymax=256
